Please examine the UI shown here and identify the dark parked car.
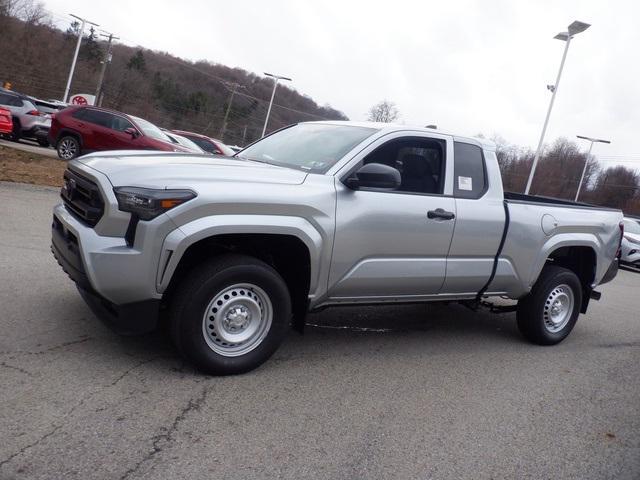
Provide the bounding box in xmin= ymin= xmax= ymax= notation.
xmin=171 ymin=129 xmax=235 ymax=156
xmin=49 ymin=106 xmax=192 ymax=159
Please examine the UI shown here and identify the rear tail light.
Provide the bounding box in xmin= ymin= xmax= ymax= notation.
xmin=26 ymin=110 xmax=42 ymax=116
xmin=616 ymin=221 xmax=624 ymax=258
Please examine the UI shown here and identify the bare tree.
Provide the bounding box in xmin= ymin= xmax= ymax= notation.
xmin=3 ymin=0 xmax=48 ymax=24
xmin=367 ymin=100 xmax=399 ymax=123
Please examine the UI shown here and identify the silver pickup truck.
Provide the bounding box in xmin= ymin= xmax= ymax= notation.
xmin=51 ymin=121 xmax=623 ymax=374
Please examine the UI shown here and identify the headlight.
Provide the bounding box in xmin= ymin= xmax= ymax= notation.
xmin=114 ymin=187 xmax=196 ymax=220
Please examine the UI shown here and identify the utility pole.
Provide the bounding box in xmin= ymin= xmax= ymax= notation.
xmin=575 ymin=135 xmax=611 ymax=202
xmin=219 ymin=82 xmax=244 ymax=141
xmin=95 ymin=31 xmax=119 ymax=107
xmin=63 ymin=14 xmax=99 ymax=103
xmin=261 ymin=72 xmax=291 ymax=137
xmin=524 ymin=20 xmax=590 ymax=195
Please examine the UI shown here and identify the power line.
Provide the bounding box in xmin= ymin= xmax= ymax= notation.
xmin=40 ymin=6 xmax=335 ymax=121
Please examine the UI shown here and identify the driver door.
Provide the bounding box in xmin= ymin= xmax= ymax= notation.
xmin=327 ymin=132 xmax=456 ymax=300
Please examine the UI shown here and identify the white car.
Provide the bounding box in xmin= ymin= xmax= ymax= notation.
xmin=621 ymin=218 xmax=640 ymax=267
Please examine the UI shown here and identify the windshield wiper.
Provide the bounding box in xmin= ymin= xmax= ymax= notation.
xmin=237 ymin=155 xmax=269 ymax=165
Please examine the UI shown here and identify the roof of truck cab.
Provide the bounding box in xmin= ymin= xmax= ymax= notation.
xmin=305 ymin=120 xmax=496 ymax=151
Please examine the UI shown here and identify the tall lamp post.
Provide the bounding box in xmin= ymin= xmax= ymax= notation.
xmin=63 ymin=14 xmax=99 ymax=103
xmin=524 ymin=20 xmax=591 ymax=195
xmin=261 ymin=72 xmax=291 ymax=137
xmin=575 ymin=135 xmax=611 ymax=201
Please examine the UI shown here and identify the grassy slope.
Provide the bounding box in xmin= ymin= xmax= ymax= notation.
xmin=0 ymin=144 xmax=64 ymax=187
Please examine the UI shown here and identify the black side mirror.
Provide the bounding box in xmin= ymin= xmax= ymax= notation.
xmin=124 ymin=127 xmax=139 ymax=138
xmin=345 ymin=163 xmax=401 ymax=190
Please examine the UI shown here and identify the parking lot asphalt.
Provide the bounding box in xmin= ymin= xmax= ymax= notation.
xmin=0 ymin=138 xmax=58 ymax=158
xmin=0 ymin=181 xmax=639 ymax=480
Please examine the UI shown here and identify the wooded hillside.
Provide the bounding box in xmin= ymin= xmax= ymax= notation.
xmin=0 ymin=2 xmax=348 ymax=146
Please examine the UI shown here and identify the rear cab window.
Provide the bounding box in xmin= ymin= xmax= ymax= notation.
xmin=453 ymin=142 xmax=487 ymax=199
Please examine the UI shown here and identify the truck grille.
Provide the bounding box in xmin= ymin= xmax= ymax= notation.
xmin=60 ymin=169 xmax=104 ymax=227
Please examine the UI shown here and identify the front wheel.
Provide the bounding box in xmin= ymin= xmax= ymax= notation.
xmin=169 ymin=254 xmax=291 ymax=375
xmin=57 ymin=135 xmax=80 ymax=160
xmin=517 ymin=265 xmax=582 ymax=345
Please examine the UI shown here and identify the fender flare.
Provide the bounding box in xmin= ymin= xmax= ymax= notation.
xmin=528 ymin=234 xmax=600 ymax=288
xmin=157 ymin=214 xmax=326 ymax=298
xmin=57 ymin=128 xmax=84 ymax=148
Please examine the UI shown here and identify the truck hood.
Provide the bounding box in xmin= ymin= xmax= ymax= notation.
xmin=74 ymin=151 xmax=308 ymax=187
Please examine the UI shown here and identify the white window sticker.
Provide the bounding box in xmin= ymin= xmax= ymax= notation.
xmin=458 ymin=176 xmax=473 ymax=191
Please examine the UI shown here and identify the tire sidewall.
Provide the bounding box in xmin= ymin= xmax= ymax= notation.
xmin=523 ymin=268 xmax=582 ymax=344
xmin=57 ymin=135 xmax=80 ymax=160
xmin=175 ymin=263 xmax=291 ymax=375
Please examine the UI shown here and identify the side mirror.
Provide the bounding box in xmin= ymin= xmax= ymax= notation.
xmin=124 ymin=127 xmax=139 ymax=138
xmin=345 ymin=163 xmax=401 ymax=190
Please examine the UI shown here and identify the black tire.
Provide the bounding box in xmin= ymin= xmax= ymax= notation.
xmin=10 ymin=118 xmax=21 ymax=142
xmin=169 ymin=254 xmax=291 ymax=375
xmin=37 ymin=138 xmax=49 ymax=147
xmin=56 ymin=135 xmax=80 ymax=160
xmin=517 ymin=265 xmax=582 ymax=345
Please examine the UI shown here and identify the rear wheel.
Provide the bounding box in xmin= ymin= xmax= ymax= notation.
xmin=517 ymin=265 xmax=582 ymax=345
xmin=57 ymin=135 xmax=80 ymax=160
xmin=37 ymin=138 xmax=49 ymax=147
xmin=169 ymin=254 xmax=291 ymax=375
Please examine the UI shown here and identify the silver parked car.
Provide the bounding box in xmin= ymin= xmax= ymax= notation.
xmin=51 ymin=121 xmax=623 ymax=375
xmin=0 ymin=88 xmax=52 ymax=145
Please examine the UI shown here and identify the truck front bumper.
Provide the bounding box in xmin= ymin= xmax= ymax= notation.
xmin=51 ymin=205 xmax=160 ymax=335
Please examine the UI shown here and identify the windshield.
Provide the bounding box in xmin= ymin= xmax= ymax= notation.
xmin=624 ymin=219 xmax=640 ymax=235
xmin=131 ymin=116 xmax=171 ymax=142
xmin=237 ymin=123 xmax=377 ymax=173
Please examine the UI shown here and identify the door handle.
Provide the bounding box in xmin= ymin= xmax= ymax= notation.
xmin=427 ymin=208 xmax=455 ymax=220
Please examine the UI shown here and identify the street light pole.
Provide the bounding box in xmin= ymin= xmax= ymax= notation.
xmin=524 ymin=20 xmax=590 ymax=195
xmin=63 ymin=14 xmax=99 ymax=103
xmin=575 ymin=135 xmax=611 ymax=202
xmin=219 ymin=82 xmax=244 ymax=140
xmin=261 ymin=72 xmax=291 ymax=137
xmin=95 ymin=31 xmax=119 ymax=107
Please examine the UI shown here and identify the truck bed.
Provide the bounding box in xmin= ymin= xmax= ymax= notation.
xmin=504 ymin=191 xmax=620 ymax=211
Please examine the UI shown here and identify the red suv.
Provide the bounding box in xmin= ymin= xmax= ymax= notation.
xmin=49 ymin=106 xmax=192 ymax=160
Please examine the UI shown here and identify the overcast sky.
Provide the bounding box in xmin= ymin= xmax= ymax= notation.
xmin=43 ymin=0 xmax=640 ymax=164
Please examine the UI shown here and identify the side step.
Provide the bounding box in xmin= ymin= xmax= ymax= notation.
xmin=461 ymin=299 xmax=517 ymax=314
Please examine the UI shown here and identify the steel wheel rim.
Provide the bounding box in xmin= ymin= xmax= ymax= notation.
xmin=59 ymin=139 xmax=77 ymax=159
xmin=202 ymin=283 xmax=273 ymax=357
xmin=543 ymin=283 xmax=574 ymax=333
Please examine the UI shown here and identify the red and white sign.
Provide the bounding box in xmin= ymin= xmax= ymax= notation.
xmin=70 ymin=94 xmax=95 ymax=106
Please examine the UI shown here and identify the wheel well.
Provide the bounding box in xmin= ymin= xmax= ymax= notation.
xmin=546 ymin=246 xmax=596 ymax=313
xmin=164 ymin=233 xmax=311 ymax=322
xmin=57 ymin=129 xmax=82 ymax=148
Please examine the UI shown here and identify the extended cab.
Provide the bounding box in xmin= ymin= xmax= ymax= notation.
xmin=51 ymin=122 xmax=624 ymax=374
